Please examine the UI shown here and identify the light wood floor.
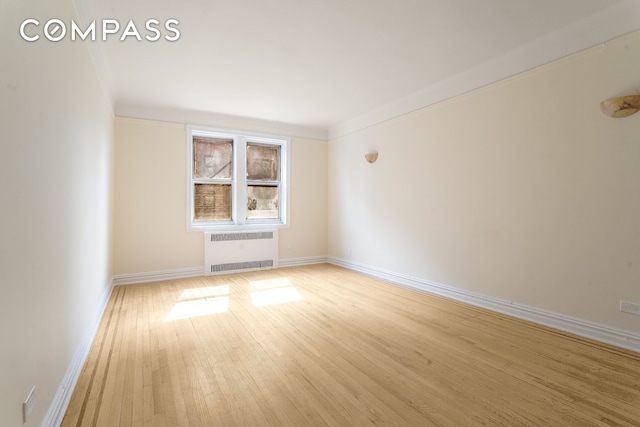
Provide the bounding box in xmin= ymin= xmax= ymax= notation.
xmin=63 ymin=264 xmax=640 ymax=426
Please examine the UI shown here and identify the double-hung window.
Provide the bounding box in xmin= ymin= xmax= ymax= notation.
xmin=187 ymin=126 xmax=289 ymax=231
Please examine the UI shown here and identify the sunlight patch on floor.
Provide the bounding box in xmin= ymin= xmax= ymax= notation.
xmin=165 ymin=284 xmax=231 ymax=321
xmin=250 ymin=277 xmax=304 ymax=307
xmin=165 ymin=278 xmax=304 ymax=320
xmin=165 ymin=296 xmax=230 ymax=321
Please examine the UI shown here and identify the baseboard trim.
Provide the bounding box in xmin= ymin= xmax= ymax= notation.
xmin=279 ymin=256 xmax=328 ymax=268
xmin=328 ymin=256 xmax=640 ymax=353
xmin=42 ymin=277 xmax=114 ymax=427
xmin=113 ymin=267 xmax=204 ymax=286
xmin=112 ymin=259 xmax=330 ymax=285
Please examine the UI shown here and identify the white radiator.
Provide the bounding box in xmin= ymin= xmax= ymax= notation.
xmin=204 ymin=230 xmax=279 ymax=276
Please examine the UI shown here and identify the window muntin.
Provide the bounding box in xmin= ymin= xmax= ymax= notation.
xmin=187 ymin=127 xmax=289 ymax=231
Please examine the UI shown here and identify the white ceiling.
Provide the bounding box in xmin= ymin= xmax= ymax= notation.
xmin=80 ymin=0 xmax=640 ymax=139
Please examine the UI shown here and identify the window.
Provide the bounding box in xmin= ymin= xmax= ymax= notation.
xmin=187 ymin=127 xmax=289 ymax=231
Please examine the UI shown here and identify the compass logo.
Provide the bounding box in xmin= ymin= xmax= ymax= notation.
xmin=19 ymin=18 xmax=180 ymax=42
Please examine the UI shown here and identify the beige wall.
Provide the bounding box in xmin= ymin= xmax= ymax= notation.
xmin=279 ymin=136 xmax=328 ymax=260
xmin=328 ymin=31 xmax=640 ymax=333
xmin=0 ymin=0 xmax=114 ymax=425
xmin=114 ymin=119 xmax=202 ymax=274
xmin=113 ymin=118 xmax=327 ymax=276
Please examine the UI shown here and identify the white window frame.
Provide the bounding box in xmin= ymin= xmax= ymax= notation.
xmin=186 ymin=125 xmax=290 ymax=232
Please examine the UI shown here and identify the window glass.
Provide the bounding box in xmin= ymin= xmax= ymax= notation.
xmin=247 ymin=185 xmax=279 ymax=219
xmin=194 ymin=183 xmax=232 ymax=221
xmin=193 ymin=137 xmax=233 ymax=180
xmin=247 ymin=144 xmax=279 ymax=181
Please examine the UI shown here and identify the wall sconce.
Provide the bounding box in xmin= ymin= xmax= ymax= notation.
xmin=600 ymin=94 xmax=640 ymax=118
xmin=365 ymin=152 xmax=378 ymax=163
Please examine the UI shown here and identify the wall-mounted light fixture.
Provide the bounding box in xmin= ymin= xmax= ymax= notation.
xmin=600 ymin=94 xmax=640 ymax=118
xmin=365 ymin=152 xmax=378 ymax=163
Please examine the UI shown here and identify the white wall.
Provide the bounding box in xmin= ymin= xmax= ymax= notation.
xmin=328 ymin=31 xmax=640 ymax=335
xmin=0 ymin=1 xmax=114 ymax=426
xmin=113 ymin=117 xmax=327 ymax=277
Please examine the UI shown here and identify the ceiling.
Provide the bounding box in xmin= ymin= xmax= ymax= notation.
xmin=79 ymin=0 xmax=640 ymax=138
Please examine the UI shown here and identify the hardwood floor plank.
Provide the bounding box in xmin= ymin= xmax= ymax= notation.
xmin=62 ymin=264 xmax=640 ymax=426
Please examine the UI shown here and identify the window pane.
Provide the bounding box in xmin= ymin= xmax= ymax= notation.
xmin=194 ymin=184 xmax=232 ymax=221
xmin=194 ymin=137 xmax=233 ymax=179
xmin=247 ymin=185 xmax=279 ymax=219
xmin=247 ymin=144 xmax=279 ymax=181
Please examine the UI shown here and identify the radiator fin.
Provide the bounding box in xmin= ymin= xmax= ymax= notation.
xmin=211 ymin=260 xmax=274 ymax=273
xmin=210 ymin=232 xmax=274 ymax=242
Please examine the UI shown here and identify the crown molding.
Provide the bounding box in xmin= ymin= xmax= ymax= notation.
xmin=115 ymin=104 xmax=328 ymax=141
xmin=329 ymin=1 xmax=640 ymax=140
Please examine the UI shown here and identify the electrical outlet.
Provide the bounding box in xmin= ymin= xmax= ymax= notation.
xmin=23 ymin=386 xmax=35 ymax=423
xmin=620 ymin=300 xmax=640 ymax=316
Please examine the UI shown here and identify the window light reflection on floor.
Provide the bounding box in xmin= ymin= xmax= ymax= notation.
xmin=250 ymin=277 xmax=304 ymax=307
xmin=164 ymin=284 xmax=230 ymax=321
xmin=164 ymin=277 xmax=304 ymax=321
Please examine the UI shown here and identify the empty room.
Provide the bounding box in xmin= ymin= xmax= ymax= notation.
xmin=2 ymin=0 xmax=640 ymax=426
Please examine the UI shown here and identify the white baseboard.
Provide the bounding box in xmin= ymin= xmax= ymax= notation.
xmin=112 ymin=259 xmax=329 ymax=286
xmin=328 ymin=256 xmax=640 ymax=353
xmin=279 ymin=256 xmax=328 ymax=268
xmin=113 ymin=267 xmax=204 ymax=286
xmin=42 ymin=278 xmax=114 ymax=427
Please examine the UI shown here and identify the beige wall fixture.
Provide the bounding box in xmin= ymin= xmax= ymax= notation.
xmin=600 ymin=94 xmax=640 ymax=118
xmin=365 ymin=152 xmax=378 ymax=163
